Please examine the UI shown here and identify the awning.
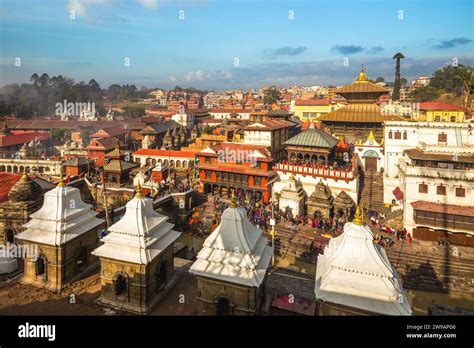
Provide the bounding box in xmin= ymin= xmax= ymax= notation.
xmin=393 ymin=187 xmax=404 ymax=200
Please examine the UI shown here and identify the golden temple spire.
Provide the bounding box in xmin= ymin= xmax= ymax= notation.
xmin=367 ymin=130 xmax=375 ymax=142
xmin=355 ymin=65 xmax=368 ymax=82
xmin=20 ymin=169 xmax=29 ymax=182
xmin=135 ymin=182 xmax=143 ymax=198
xmin=58 ymin=174 xmax=65 ymax=187
xmin=352 ymin=204 xmax=364 ymax=225
xmin=229 ymin=189 xmax=238 ymax=208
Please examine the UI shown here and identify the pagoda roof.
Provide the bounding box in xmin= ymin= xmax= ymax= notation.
xmin=315 ymin=221 xmax=412 ymax=316
xmin=103 ymin=159 xmax=139 ymax=172
xmin=189 ymin=204 xmax=272 ymax=287
xmin=285 ymin=127 xmax=339 ymax=149
xmin=16 ymin=184 xmax=103 ymax=246
xmin=318 ymin=104 xmax=404 ymax=123
xmin=92 ymin=193 xmax=180 ymax=264
xmin=336 ymin=81 xmax=388 ymax=95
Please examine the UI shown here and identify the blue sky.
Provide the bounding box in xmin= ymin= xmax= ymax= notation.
xmin=1 ymin=0 xmax=473 ymax=90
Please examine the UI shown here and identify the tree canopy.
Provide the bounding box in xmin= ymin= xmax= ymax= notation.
xmin=264 ymin=85 xmax=281 ymax=105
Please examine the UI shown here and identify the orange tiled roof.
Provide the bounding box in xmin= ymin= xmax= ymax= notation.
xmin=419 ymin=102 xmax=465 ymax=111
xmin=411 ymin=201 xmax=474 ymax=216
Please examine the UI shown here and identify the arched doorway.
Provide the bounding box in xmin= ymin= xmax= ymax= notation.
xmin=36 ymin=256 xmax=46 ymax=278
xmin=114 ymin=273 xmax=128 ymax=297
xmin=75 ymin=244 xmax=87 ymax=272
xmin=363 ymin=150 xmax=379 ymax=172
xmin=5 ymin=229 xmax=14 ymax=244
xmin=216 ymin=297 xmax=231 ymax=316
xmin=156 ymin=260 xmax=167 ymax=291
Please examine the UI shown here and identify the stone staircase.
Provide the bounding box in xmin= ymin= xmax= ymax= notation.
xmin=386 ymin=241 xmax=474 ymax=295
xmin=191 ymin=191 xmax=209 ymax=208
xmin=359 ymin=172 xmax=385 ymax=213
xmin=270 ymin=225 xmax=329 ymax=264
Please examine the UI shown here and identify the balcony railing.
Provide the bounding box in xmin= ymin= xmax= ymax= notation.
xmin=275 ymin=163 xmax=355 ymax=181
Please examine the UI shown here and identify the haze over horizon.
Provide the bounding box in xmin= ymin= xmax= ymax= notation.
xmin=1 ymin=0 xmax=473 ymax=90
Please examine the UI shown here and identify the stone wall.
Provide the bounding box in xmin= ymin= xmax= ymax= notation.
xmin=21 ymin=227 xmax=100 ymax=291
xmin=195 ymin=276 xmax=264 ymax=315
xmin=96 ymin=243 xmax=175 ymax=314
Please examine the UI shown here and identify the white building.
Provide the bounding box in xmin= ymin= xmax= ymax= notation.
xmin=383 ymin=121 xmax=474 ymax=206
xmin=210 ymin=109 xmax=251 ymax=120
xmin=171 ymin=110 xmax=195 ymax=129
xmin=398 ymin=145 xmax=474 ymax=240
xmin=315 ymin=208 xmax=412 ymax=316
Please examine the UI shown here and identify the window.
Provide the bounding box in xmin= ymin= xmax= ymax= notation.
xmin=254 ymin=177 xmax=261 ymax=187
xmin=437 ymin=185 xmax=446 ymax=195
xmin=434 ymin=116 xmax=441 ymax=122
xmin=205 ymin=157 xmax=211 ymax=164
xmin=205 ymin=170 xmax=211 ymax=179
xmin=450 ymin=116 xmax=456 ymax=122
xmin=419 ymin=184 xmax=428 ymax=193
xmin=403 ymin=131 xmax=407 ymax=140
xmin=394 ymin=131 xmax=401 ymax=139
xmin=388 ymin=131 xmax=393 ymax=139
xmin=456 ymin=187 xmax=466 ymax=197
xmin=438 ymin=133 xmax=447 ymax=145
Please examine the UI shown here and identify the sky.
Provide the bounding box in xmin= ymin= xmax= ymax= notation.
xmin=0 ymin=0 xmax=473 ymax=90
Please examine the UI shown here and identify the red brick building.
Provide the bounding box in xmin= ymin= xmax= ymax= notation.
xmin=87 ymin=137 xmax=121 ymax=166
xmin=195 ymin=143 xmax=276 ymax=203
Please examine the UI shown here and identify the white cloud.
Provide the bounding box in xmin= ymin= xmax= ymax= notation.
xmin=66 ymin=0 xmax=111 ymax=19
xmin=184 ymin=70 xmax=206 ymax=81
xmin=136 ymin=0 xmax=159 ymax=10
xmin=170 ymin=76 xmax=176 ymax=82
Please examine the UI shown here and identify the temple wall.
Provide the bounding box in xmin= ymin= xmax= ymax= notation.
xmin=195 ymin=276 xmax=263 ymax=315
xmin=21 ymin=227 xmax=100 ymax=291
xmin=97 ymin=243 xmax=175 ymax=314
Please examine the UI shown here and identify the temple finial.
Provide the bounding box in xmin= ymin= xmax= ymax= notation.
xmin=135 ymin=182 xmax=143 ymax=198
xmin=356 ymin=64 xmax=368 ymax=82
xmin=352 ymin=204 xmax=364 ymax=225
xmin=367 ymin=130 xmax=375 ymax=142
xmin=229 ymin=189 xmax=238 ymax=208
xmin=58 ymin=174 xmax=65 ymax=187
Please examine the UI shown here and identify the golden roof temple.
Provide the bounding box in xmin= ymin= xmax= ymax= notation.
xmin=318 ymin=66 xmax=403 ymax=142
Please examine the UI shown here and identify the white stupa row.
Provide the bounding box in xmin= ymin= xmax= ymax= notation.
xmin=189 ymin=193 xmax=273 ymax=287
xmin=314 ymin=206 xmax=412 ymax=315
xmin=16 ymin=179 xmax=103 ymax=246
xmin=92 ymin=185 xmax=181 ymax=264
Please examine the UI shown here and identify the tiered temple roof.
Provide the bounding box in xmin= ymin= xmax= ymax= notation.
xmin=314 ymin=207 xmax=412 ymax=315
xmin=92 ymin=186 xmax=180 ymax=264
xmin=318 ymin=67 xmax=404 ymax=124
xmin=189 ymin=194 xmax=272 ymax=287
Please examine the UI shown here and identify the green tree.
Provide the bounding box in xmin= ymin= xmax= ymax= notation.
xmin=409 ymin=86 xmax=440 ymax=102
xmin=80 ymin=130 xmax=90 ymax=147
xmin=264 ymin=86 xmax=281 ymax=105
xmin=375 ymin=77 xmax=385 ymax=83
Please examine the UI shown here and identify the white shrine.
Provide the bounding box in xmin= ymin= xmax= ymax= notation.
xmin=278 ymin=173 xmax=307 ymax=217
xmin=189 ymin=192 xmax=273 ymax=315
xmin=16 ymin=178 xmax=103 ymax=291
xmin=314 ymin=206 xmax=412 ymax=316
xmin=92 ymin=184 xmax=181 ymax=314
